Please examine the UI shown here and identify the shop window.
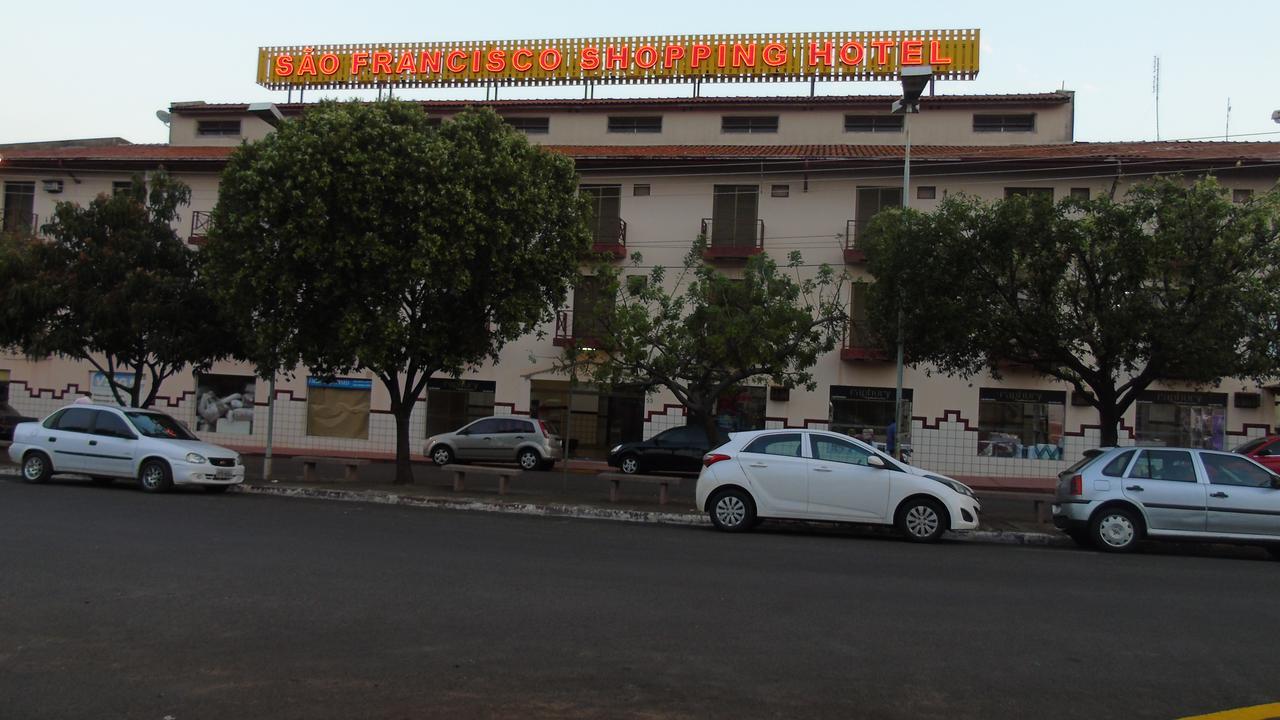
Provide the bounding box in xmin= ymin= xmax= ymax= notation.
xmin=974 ymin=113 xmax=1036 ymax=132
xmin=830 ymin=386 xmax=912 ymax=452
xmin=505 ymin=116 xmax=549 ymax=134
xmin=844 ymin=115 xmax=903 ymax=132
xmin=3 ymin=181 xmax=35 ymax=233
xmin=1004 ymin=187 xmax=1054 ymax=200
xmin=195 ymin=374 xmax=257 ymax=434
xmin=710 ymin=185 xmax=759 ymax=248
xmin=306 ymin=377 xmax=371 ymax=439
xmin=425 ymin=379 xmax=495 ymax=438
xmin=722 ymin=116 xmax=779 ymax=133
xmin=530 ymin=379 xmax=643 ymax=459
xmin=711 ymin=386 xmax=765 ymax=433
xmin=1135 ymin=390 xmax=1227 ymax=450
xmin=977 ymin=388 xmax=1065 ymax=460
xmin=607 ymin=116 xmax=662 ymax=133
xmin=196 ymin=120 xmax=241 ymax=137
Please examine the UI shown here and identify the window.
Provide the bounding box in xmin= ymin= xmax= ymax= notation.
xmin=607 ymin=116 xmax=662 ymax=133
xmin=661 ymin=426 xmax=706 ymax=445
xmin=306 ymin=377 xmax=371 ymax=439
xmin=3 ymin=181 xmax=35 ymax=233
xmin=973 ymin=113 xmax=1036 ymax=132
xmin=1233 ymin=437 xmax=1270 ymax=455
xmin=124 ymin=411 xmax=197 ymax=440
xmin=500 ymin=419 xmax=536 ymax=434
xmin=632 ymin=184 xmax=650 ymax=197
xmin=1004 ymin=187 xmax=1054 ymax=199
xmin=844 ymin=115 xmax=903 ymax=132
xmin=1102 ymin=450 xmax=1136 ymax=477
xmin=1233 ymin=189 xmax=1254 ymax=204
xmin=55 ymin=408 xmax=96 ymax=433
xmin=467 ymin=418 xmax=505 ymax=435
xmin=916 ymin=186 xmax=936 ymax=200
xmin=743 ymin=433 xmax=803 ymax=458
xmin=195 ymin=373 xmax=257 ymax=434
xmin=771 ymin=184 xmax=790 ymax=198
xmin=1128 ymin=449 xmax=1197 ymax=483
xmin=853 ymin=186 xmax=903 ymax=244
xmin=722 ymin=116 xmax=779 ymax=133
xmin=830 ymin=386 xmax=911 ymax=451
xmin=625 ymin=275 xmax=647 ymax=296
xmin=196 ymin=120 xmax=241 ymax=137
xmin=112 ymin=181 xmax=133 ymax=195
xmin=714 ymin=386 xmax=766 ymax=433
xmin=1202 ymin=453 xmax=1274 ymax=488
xmin=1070 ymin=188 xmax=1091 ymax=201
xmin=92 ymin=411 xmax=135 ymax=439
xmin=580 ymin=185 xmax=623 ymax=244
xmin=505 ymin=116 xmax=549 ymax=134
xmin=570 ymin=275 xmax=614 ymax=343
xmin=424 ymin=117 xmax=443 ymax=128
xmin=812 ymin=435 xmax=873 ymax=466
xmin=425 ymin=379 xmax=494 ymax=439
xmin=709 ymin=185 xmax=760 ymax=248
xmin=1135 ymin=391 xmax=1228 ymax=450
xmin=977 ymin=389 xmax=1065 ymax=460
xmin=1259 ymin=442 xmax=1279 ymax=458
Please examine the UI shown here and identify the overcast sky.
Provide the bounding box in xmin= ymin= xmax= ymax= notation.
xmin=2 ymin=0 xmax=1276 ymax=145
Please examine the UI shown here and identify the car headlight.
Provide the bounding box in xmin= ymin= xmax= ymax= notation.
xmin=610 ymin=444 xmax=622 ymax=454
xmin=186 ymin=452 xmax=207 ymax=464
xmin=925 ymin=474 xmax=975 ymax=498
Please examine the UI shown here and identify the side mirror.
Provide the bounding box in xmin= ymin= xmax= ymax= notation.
xmin=457 ymin=428 xmax=470 ymax=436
xmin=867 ymin=455 xmax=887 ymax=469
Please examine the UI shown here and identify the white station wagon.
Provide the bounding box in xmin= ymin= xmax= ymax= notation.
xmin=696 ymin=429 xmax=981 ymax=541
xmin=8 ymin=403 xmax=245 ymax=493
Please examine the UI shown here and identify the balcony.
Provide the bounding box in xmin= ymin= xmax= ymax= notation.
xmin=700 ymin=218 xmax=764 ymax=261
xmin=3 ymin=213 xmax=38 ymax=236
xmin=591 ymin=218 xmax=627 ymax=259
xmin=841 ymin=322 xmax=889 ymax=362
xmin=552 ymin=309 xmax=605 ymax=350
xmin=843 ymin=219 xmax=867 ymax=264
xmin=188 ymin=210 xmax=212 ymax=246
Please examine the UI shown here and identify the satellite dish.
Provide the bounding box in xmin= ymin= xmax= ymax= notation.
xmin=155 ymin=110 xmax=172 ymax=125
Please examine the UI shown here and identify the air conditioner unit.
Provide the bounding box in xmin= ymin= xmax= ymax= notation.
xmin=42 ymin=179 xmax=64 ymax=193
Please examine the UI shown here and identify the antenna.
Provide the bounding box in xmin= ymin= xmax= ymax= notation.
xmin=1151 ymin=56 xmax=1160 ymax=141
xmin=1225 ymin=98 xmax=1231 ymax=140
xmin=155 ymin=109 xmax=171 ymax=125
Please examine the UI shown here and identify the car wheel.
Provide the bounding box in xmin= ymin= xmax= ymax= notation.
xmin=431 ymin=446 xmax=454 ymax=466
xmin=619 ymin=454 xmax=642 ymax=475
xmin=89 ymin=477 xmax=114 ymax=486
xmin=1089 ymin=506 xmax=1141 ymax=553
xmin=517 ymin=448 xmax=542 ymax=471
xmin=896 ymin=497 xmax=948 ymax=542
xmin=204 ymin=485 xmax=232 ymax=494
xmin=138 ymin=460 xmax=173 ymax=493
xmin=709 ymin=488 xmax=756 ymax=532
xmin=21 ymin=452 xmax=52 ymax=484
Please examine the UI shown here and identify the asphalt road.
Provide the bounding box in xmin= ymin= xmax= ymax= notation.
xmin=3 ymin=477 xmax=1279 ymax=720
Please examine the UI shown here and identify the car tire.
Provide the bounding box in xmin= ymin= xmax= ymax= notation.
xmin=619 ymin=454 xmax=642 ymax=475
xmin=138 ymin=460 xmax=173 ymax=493
xmin=896 ymin=497 xmax=948 ymax=542
xmin=89 ymin=477 xmax=114 ymax=486
xmin=205 ymin=485 xmax=233 ymax=494
xmin=1089 ymin=506 xmax=1141 ymax=553
xmin=517 ymin=448 xmax=542 ymax=471
xmin=21 ymin=452 xmax=52 ymax=484
xmin=430 ymin=446 xmax=454 ymax=467
xmin=708 ymin=488 xmax=756 ymax=532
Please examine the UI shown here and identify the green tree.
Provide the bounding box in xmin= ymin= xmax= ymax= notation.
xmin=202 ymin=101 xmax=590 ymax=484
xmin=0 ymin=172 xmax=225 ymax=407
xmin=863 ymin=176 xmax=1280 ymax=447
xmin=570 ymin=241 xmax=847 ymax=445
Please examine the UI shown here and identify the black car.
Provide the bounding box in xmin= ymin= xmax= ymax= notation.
xmin=607 ymin=425 xmax=730 ymax=475
xmin=0 ymin=403 xmax=36 ymax=442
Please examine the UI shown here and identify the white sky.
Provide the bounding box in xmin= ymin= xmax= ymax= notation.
xmin=2 ymin=0 xmax=1277 ymax=145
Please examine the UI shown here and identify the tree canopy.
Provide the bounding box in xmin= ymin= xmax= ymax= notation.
xmin=202 ymin=100 xmax=591 ymax=482
xmin=862 ymin=176 xmax=1280 ymax=446
xmin=0 ymin=172 xmax=224 ymax=407
xmin=570 ymin=242 xmax=847 ymax=444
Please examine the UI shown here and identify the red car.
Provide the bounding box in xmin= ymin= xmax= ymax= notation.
xmin=1233 ymin=435 xmax=1280 ymax=473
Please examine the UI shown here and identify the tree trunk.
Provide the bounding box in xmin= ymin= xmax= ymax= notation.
xmin=689 ymin=407 xmax=721 ymax=449
xmin=392 ymin=402 xmax=415 ymax=485
xmin=1097 ymin=403 xmax=1123 ymax=447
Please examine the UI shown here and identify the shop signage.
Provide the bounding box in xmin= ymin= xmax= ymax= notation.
xmin=307 ymin=377 xmax=373 ymax=390
xmin=830 ymin=385 xmax=914 ymax=402
xmin=1137 ymin=390 xmax=1229 ymax=407
xmin=979 ymin=388 xmax=1066 ymax=405
xmin=257 ymin=30 xmax=980 ymax=90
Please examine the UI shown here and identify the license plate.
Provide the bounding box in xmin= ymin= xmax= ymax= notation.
xmin=215 ymin=470 xmax=234 ymax=480
xmin=1051 ymin=504 xmax=1061 ymax=515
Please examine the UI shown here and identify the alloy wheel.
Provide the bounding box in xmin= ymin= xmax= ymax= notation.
xmin=141 ymin=465 xmax=165 ymax=490
xmin=22 ymin=455 xmax=46 ymax=482
xmin=1097 ymin=513 xmax=1136 ymax=549
xmin=715 ymin=495 xmax=747 ymax=529
xmin=904 ymin=504 xmax=940 ymax=538
xmin=620 ymin=457 xmax=639 ymax=474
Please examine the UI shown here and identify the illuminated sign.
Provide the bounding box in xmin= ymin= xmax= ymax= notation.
xmin=257 ymin=30 xmax=979 ymax=90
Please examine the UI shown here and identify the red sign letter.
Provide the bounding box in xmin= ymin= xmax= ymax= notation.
xmin=605 ymin=45 xmax=629 ymax=70
xmin=901 ymin=39 xmax=923 ymax=65
xmin=635 ymin=45 xmax=658 ymax=69
xmin=350 ymin=51 xmax=369 ymax=75
xmin=808 ymin=41 xmax=834 ymax=67
xmin=839 ymin=41 xmax=864 ymax=66
xmin=539 ymin=48 xmax=563 ymax=71
xmin=762 ymin=43 xmax=787 ymax=67
xmin=445 ymin=50 xmax=468 ymax=73
xmin=869 ymin=39 xmax=894 ymax=66
xmin=274 ymin=54 xmax=295 ymax=77
xmin=511 ymin=48 xmax=533 ymax=72
xmin=663 ymin=44 xmax=686 ymax=68
xmin=929 ymin=40 xmax=953 ymax=65
xmin=418 ymin=50 xmax=441 ymax=74
xmin=393 ymin=51 xmax=415 ymax=75
xmin=690 ymin=43 xmax=712 ymax=68
xmin=371 ymin=51 xmax=393 ymax=75
xmin=485 ymin=49 xmax=506 ymax=72
xmin=731 ymin=43 xmax=756 ymax=68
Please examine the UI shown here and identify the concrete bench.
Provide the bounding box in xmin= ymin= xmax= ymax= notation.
xmin=599 ymin=472 xmax=683 ymax=506
xmin=296 ymin=456 xmax=371 ymax=483
xmin=975 ymin=490 xmax=1055 ymax=524
xmin=448 ymin=465 xmax=523 ymax=496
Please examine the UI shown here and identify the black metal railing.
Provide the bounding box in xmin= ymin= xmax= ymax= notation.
xmin=700 ymin=218 xmax=764 ymax=257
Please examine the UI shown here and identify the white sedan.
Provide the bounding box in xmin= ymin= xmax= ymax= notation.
xmin=695 ymin=429 xmax=981 ymax=541
xmin=8 ymin=403 xmax=245 ymax=493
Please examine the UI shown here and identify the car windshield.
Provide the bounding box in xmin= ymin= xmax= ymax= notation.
xmin=1232 ymin=437 xmax=1269 ymax=454
xmin=125 ymin=411 xmax=198 ymax=440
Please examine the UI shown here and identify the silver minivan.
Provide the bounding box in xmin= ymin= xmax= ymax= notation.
xmin=1053 ymin=446 xmax=1280 ymax=556
xmin=425 ymin=416 xmax=562 ymax=471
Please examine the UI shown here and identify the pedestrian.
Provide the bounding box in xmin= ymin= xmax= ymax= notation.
xmin=886 ymin=419 xmax=897 ymax=458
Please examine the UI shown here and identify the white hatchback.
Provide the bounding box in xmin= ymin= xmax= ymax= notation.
xmin=8 ymin=403 xmax=245 ymax=493
xmin=696 ymin=429 xmax=981 ymax=541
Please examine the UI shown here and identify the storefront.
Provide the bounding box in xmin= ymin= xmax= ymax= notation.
xmin=529 ymin=379 xmax=644 ymax=459
xmin=424 ymin=379 xmax=495 ymax=438
xmin=829 ymin=385 xmax=911 ymax=449
xmin=976 ymin=388 xmax=1065 ymax=460
xmin=1135 ymin=391 xmax=1228 ymax=450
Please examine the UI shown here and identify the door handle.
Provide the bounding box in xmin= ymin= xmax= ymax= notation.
xmin=814 ymin=467 xmax=833 ymax=473
xmin=748 ymin=463 xmax=768 ymax=468
xmin=89 ymin=440 xmax=98 ymax=446
xmin=47 ymin=437 xmax=56 ymax=443
xmin=1125 ymin=485 xmax=1144 ymax=492
xmin=1210 ymin=491 xmax=1228 ymax=499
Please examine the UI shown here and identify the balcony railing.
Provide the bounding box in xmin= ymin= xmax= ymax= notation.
xmin=841 ymin=321 xmax=889 ymax=362
xmin=843 ymin=219 xmax=867 ymax=264
xmin=189 ymin=210 xmax=212 ymax=246
xmin=700 ymin=218 xmax=764 ymax=260
xmin=553 ymin=309 xmax=607 ymax=350
xmin=3 ymin=213 xmax=38 ymax=236
xmin=591 ymin=217 xmax=627 ymax=259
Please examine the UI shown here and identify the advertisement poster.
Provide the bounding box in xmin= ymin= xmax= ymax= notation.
xmin=195 ymin=374 xmax=257 ymax=434
xmin=90 ymin=371 xmax=138 ymax=405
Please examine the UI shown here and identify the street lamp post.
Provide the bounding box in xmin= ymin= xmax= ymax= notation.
xmin=890 ymin=66 xmax=932 ymax=460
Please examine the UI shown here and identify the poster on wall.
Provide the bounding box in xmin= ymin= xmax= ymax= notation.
xmin=90 ymin=371 xmax=138 ymax=405
xmin=195 ymin=374 xmax=257 ymax=434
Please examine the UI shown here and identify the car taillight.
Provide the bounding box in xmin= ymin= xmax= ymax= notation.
xmin=703 ymin=453 xmax=732 ymax=468
xmin=1069 ymin=474 xmax=1083 ymax=496
xmin=538 ymin=420 xmax=551 ymax=436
